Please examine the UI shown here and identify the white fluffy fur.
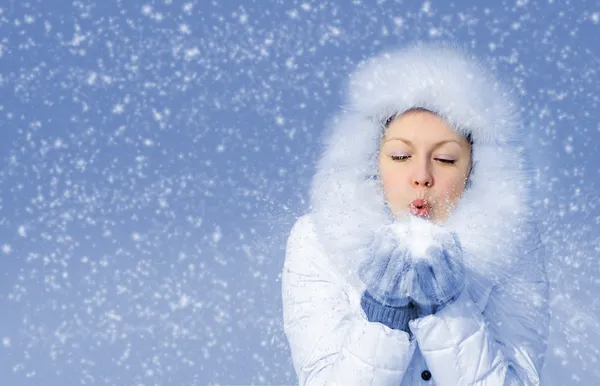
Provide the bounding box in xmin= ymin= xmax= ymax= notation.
xmin=309 ymin=42 xmax=542 ymax=309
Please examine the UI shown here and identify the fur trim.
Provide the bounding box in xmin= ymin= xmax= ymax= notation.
xmin=309 ymin=42 xmax=541 ymax=310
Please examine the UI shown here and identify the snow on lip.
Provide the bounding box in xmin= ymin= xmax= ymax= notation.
xmin=410 ymin=199 xmax=429 ymax=209
xmin=410 ymin=199 xmax=430 ymax=218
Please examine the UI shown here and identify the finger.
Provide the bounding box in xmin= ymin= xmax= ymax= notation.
xmin=371 ymin=256 xmax=393 ymax=290
xmin=442 ymin=232 xmax=463 ymax=261
xmin=436 ymin=254 xmax=465 ymax=302
xmin=444 ymin=251 xmax=464 ymax=285
xmin=428 ymin=246 xmax=460 ymax=282
xmin=376 ymin=254 xmax=402 ymax=295
xmin=359 ymin=252 xmax=387 ymax=286
xmin=414 ymin=261 xmax=440 ymax=304
xmin=439 ymin=244 xmax=465 ymax=285
xmin=429 ymin=250 xmax=461 ymax=296
xmin=388 ymin=257 xmax=412 ymax=298
xmin=358 ymin=256 xmax=376 ymax=283
xmin=388 ymin=245 xmax=411 ymax=272
xmin=425 ymin=246 xmax=447 ymax=280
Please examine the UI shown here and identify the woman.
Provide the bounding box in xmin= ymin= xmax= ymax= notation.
xmin=282 ymin=42 xmax=550 ymax=385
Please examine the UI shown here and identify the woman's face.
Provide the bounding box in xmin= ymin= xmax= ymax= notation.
xmin=378 ymin=110 xmax=472 ymax=223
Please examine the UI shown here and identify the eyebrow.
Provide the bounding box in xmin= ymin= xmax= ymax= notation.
xmin=384 ymin=137 xmax=463 ymax=148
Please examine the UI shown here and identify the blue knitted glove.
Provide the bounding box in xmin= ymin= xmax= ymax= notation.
xmin=410 ymin=226 xmax=465 ymax=316
xmin=358 ymin=222 xmax=418 ymax=332
xmin=359 ymin=218 xmax=466 ymax=328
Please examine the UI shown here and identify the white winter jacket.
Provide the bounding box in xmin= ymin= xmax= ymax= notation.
xmin=282 ymin=43 xmax=550 ymax=386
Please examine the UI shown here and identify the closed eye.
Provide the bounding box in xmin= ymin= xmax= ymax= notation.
xmin=391 ymin=155 xmax=455 ymax=165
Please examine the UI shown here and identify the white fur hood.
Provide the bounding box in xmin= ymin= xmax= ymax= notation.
xmin=309 ymin=42 xmax=543 ymax=304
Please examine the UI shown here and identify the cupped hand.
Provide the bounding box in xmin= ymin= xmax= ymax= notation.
xmin=359 ymin=217 xmax=466 ymax=315
xmin=358 ymin=222 xmax=415 ymax=307
xmin=411 ymin=228 xmax=466 ymax=314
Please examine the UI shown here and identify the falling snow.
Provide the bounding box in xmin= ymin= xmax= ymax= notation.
xmin=0 ymin=1 xmax=598 ymax=385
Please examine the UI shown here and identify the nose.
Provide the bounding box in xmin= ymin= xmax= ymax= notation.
xmin=412 ymin=158 xmax=433 ymax=188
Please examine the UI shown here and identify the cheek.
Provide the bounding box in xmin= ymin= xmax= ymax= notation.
xmin=379 ymin=165 xmax=405 ymax=197
xmin=436 ymin=175 xmax=466 ymax=201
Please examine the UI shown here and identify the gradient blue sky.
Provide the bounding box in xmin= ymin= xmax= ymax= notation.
xmin=0 ymin=0 xmax=598 ymax=384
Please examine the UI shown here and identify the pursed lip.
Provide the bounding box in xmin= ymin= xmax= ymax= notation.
xmin=409 ymin=199 xmax=431 ymax=218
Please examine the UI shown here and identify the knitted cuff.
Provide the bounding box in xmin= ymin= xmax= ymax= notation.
xmin=360 ymin=291 xmax=418 ymax=332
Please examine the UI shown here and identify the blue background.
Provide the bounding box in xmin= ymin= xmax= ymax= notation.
xmin=0 ymin=0 xmax=598 ymax=384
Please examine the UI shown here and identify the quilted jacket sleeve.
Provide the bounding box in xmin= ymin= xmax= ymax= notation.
xmin=408 ymin=228 xmax=550 ymax=386
xmin=282 ymin=215 xmax=417 ymax=386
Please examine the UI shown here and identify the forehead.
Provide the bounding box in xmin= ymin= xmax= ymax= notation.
xmin=384 ymin=110 xmax=466 ymax=143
